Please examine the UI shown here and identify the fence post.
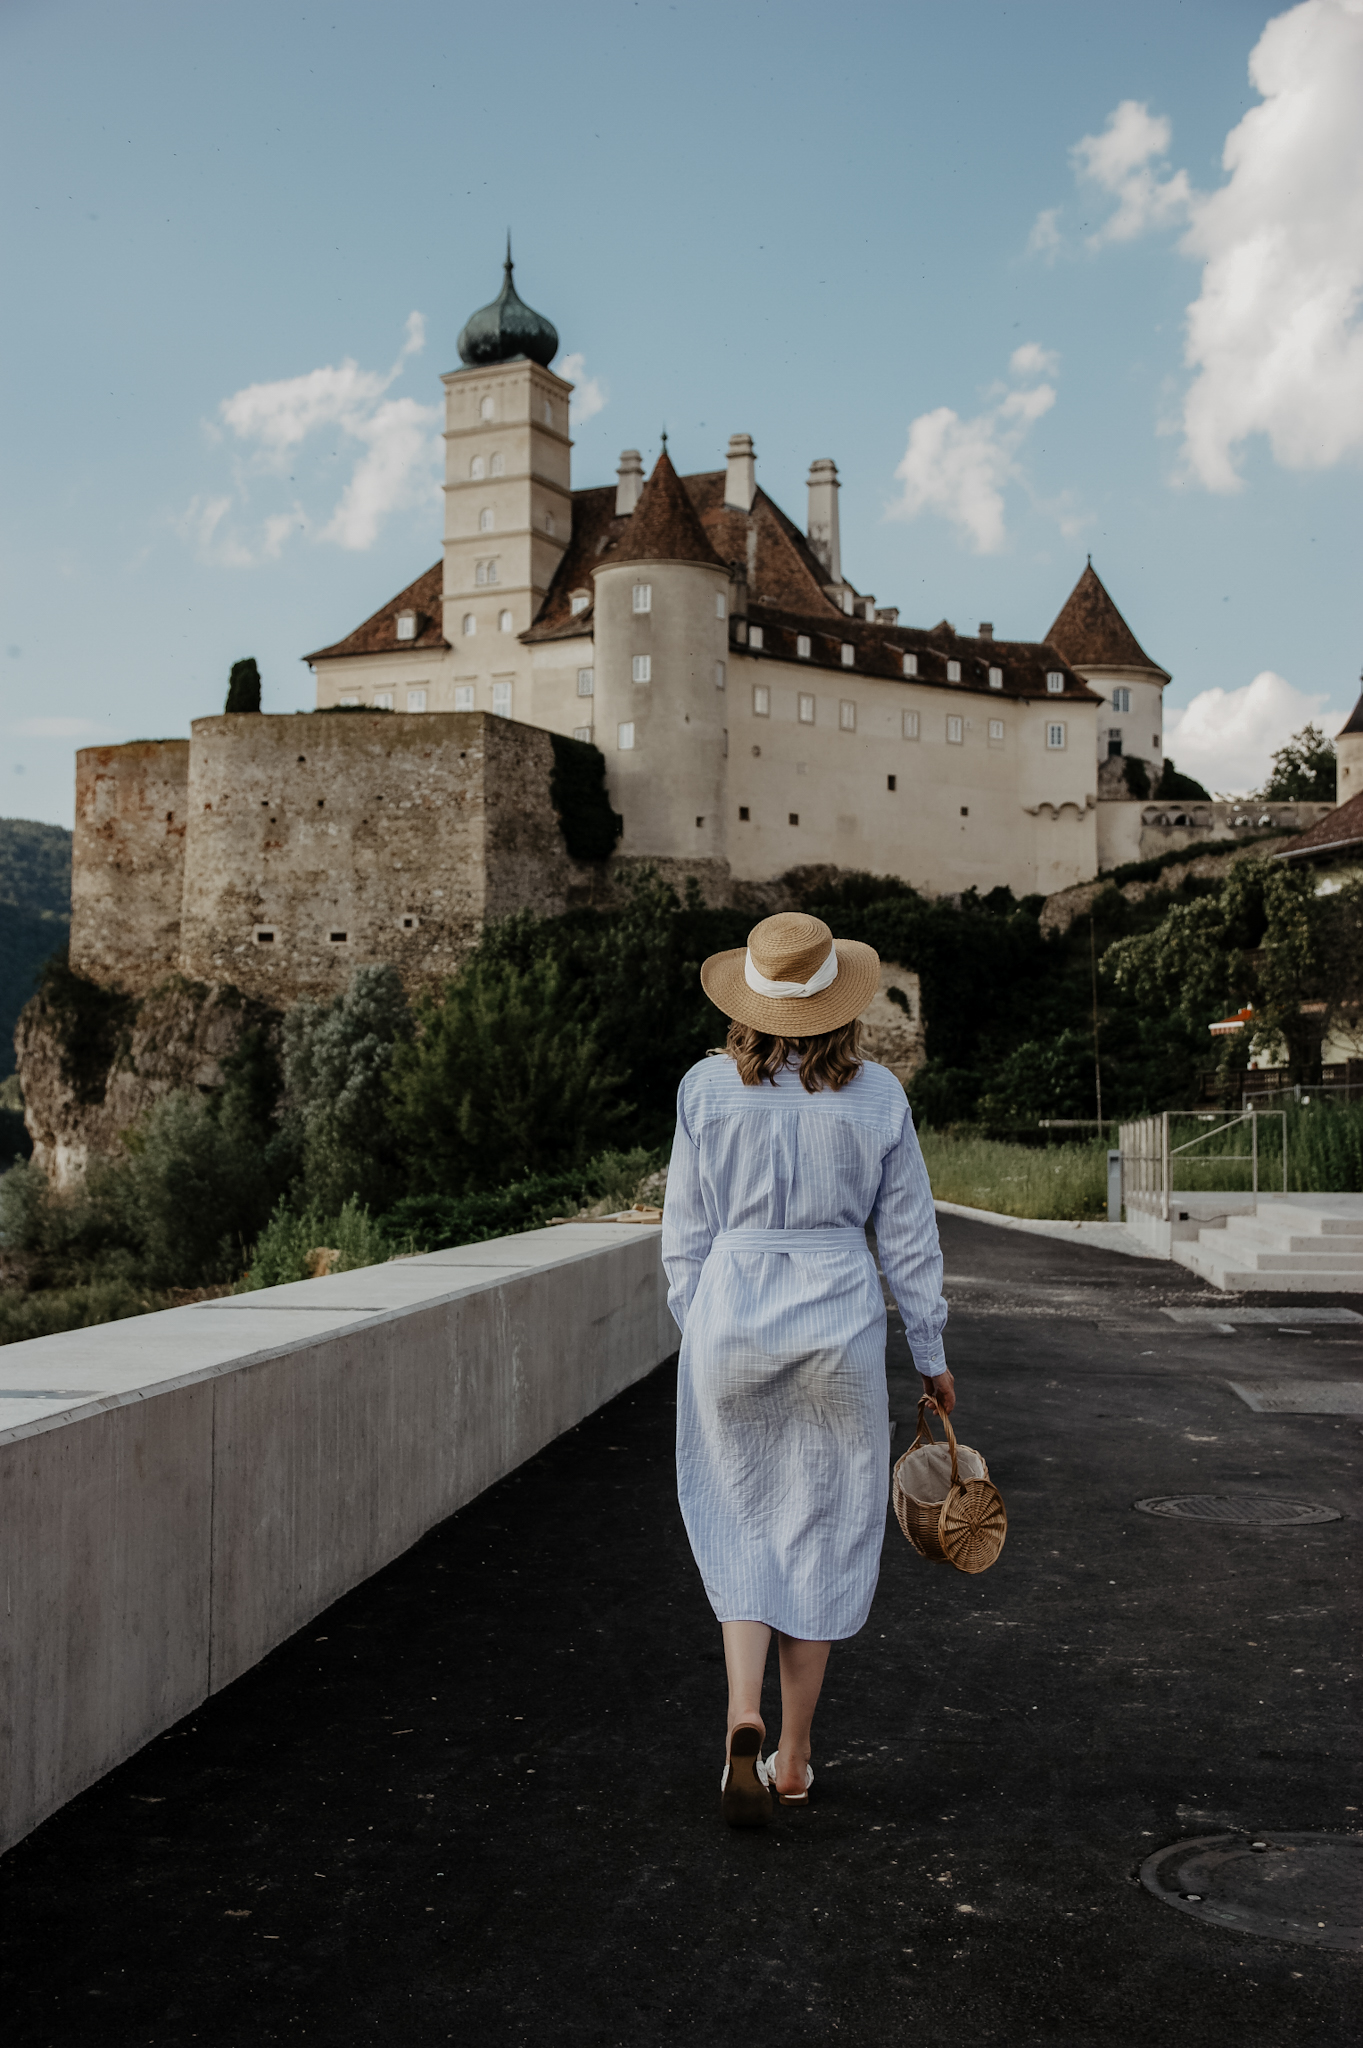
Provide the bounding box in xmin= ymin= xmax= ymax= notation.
xmin=1252 ymin=1109 xmax=1259 ymax=1197
xmin=1107 ymin=1149 xmax=1123 ymax=1224
xmin=1161 ymin=1111 xmax=1170 ymax=1224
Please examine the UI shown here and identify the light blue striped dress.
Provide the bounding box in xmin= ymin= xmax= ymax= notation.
xmin=662 ymin=1052 xmax=948 ymax=1641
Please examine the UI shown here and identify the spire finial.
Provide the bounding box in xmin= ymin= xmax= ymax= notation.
xmin=505 ymin=229 xmax=513 ymax=276
xmin=1087 ymin=551 xmax=1092 ymax=566
xmin=660 ymin=426 xmax=668 ymax=452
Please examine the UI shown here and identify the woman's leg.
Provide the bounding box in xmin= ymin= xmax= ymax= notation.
xmin=721 ymin=1620 xmax=772 ymax=1742
xmin=773 ymin=1634 xmax=831 ymax=1796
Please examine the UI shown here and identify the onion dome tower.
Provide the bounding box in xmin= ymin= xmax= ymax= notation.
xmin=456 ymin=238 xmax=559 ymax=369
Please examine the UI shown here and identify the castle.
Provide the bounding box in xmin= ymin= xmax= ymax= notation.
xmin=67 ymin=254 xmax=1337 ymax=1005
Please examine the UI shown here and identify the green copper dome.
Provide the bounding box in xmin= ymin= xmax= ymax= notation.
xmin=456 ymin=241 xmax=559 ymax=369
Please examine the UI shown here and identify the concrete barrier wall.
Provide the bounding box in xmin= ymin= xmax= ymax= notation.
xmin=0 ymin=1223 xmax=672 ymax=1855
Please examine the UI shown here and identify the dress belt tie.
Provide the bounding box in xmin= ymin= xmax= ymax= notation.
xmin=710 ymin=1228 xmax=868 ymax=1253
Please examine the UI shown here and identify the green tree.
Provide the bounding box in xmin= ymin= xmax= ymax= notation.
xmin=1153 ymin=757 xmax=1211 ymax=802
xmin=1254 ymin=722 xmax=1336 ymax=802
xmin=280 ymin=965 xmax=412 ymax=1212
xmin=225 ymin=658 xmax=262 ymax=714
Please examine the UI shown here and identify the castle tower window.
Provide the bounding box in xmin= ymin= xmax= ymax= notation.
xmin=573 ymin=724 xmax=592 ymax=742
xmin=715 ymin=661 xmax=727 ymax=691
xmin=406 ymin=688 xmax=428 ymax=712
xmin=499 ymin=609 xmax=514 ymax=633
xmin=887 ymin=775 xmax=897 ymax=791
xmin=903 ymin=653 xmax=918 ymax=677
xmin=254 ymin=927 xmax=276 ymax=944
xmin=841 ymin=643 xmax=854 ymax=667
xmin=947 ymin=660 xmax=961 ymax=682
xmin=570 ymin=590 xmax=591 ymax=615
xmin=618 ymin=722 xmax=636 ymax=750
xmin=577 ymin=667 xmax=595 ymax=697
xmin=797 ymin=635 xmax=811 ymax=659
xmin=798 ymin=693 xmax=815 ymax=724
xmin=373 ymin=690 xmax=394 ymax=710
xmin=989 ymin=718 xmax=1005 ymax=744
xmin=1047 ymin=720 xmax=1067 ymax=749
xmin=1046 ymin=671 xmax=1065 ymax=693
xmin=469 ymin=455 xmax=485 ymax=480
xmin=492 ymin=681 xmax=512 ymax=718
xmin=903 ymin=710 xmax=920 ymax=739
xmin=1112 ymin=687 xmax=1132 ymax=712
xmin=632 ymin=583 xmax=652 ymax=614
xmin=716 ymin=593 xmax=727 ymax=619
xmin=338 ymin=695 xmax=359 ymax=707
xmin=753 ymin=684 xmax=771 ymax=717
xmin=490 ymin=452 xmax=504 ymax=477
xmin=480 ymin=396 xmax=495 ymax=421
xmin=1107 ymin=728 xmax=1123 ymax=757
xmin=479 ymin=508 xmax=495 ymax=533
xmin=839 ymin=700 xmax=856 ymax=732
xmin=1153 ymin=734 xmax=1161 ymax=750
xmin=749 ymin=626 xmax=764 ymax=651
xmin=328 ymin=931 xmax=348 ymax=945
xmin=988 ymin=667 xmax=1003 ymax=689
xmin=544 ymin=399 xmax=553 ymax=425
xmin=396 ymin=609 xmax=419 ymax=641
xmin=545 ymin=512 xmax=555 ymax=536
xmin=632 ymin=655 xmax=652 ymax=683
xmin=400 ymin=915 xmax=419 ymax=931
xmin=946 ymin=714 xmax=964 ymax=744
xmin=455 ymin=686 xmax=475 ymax=711
xmin=788 ymin=813 xmax=799 ymax=826
xmin=739 ymin=806 xmax=750 ymax=821
xmin=462 ymin=613 xmax=476 ymax=636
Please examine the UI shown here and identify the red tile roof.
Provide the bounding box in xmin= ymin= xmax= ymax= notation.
xmin=1045 ymin=562 xmax=1168 ymax=679
xmin=1337 ymin=688 xmax=1363 ymax=739
xmin=607 ymin=450 xmax=724 ymax=568
xmin=304 ymin=562 xmax=447 ymax=664
xmin=1275 ymin=790 xmax=1363 ymax=862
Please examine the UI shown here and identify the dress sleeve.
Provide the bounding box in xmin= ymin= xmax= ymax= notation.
xmin=661 ymin=1080 xmax=711 ymax=1337
xmin=872 ymin=1098 xmax=950 ymax=1378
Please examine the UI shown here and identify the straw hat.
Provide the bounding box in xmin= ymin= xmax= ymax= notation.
xmin=700 ymin=913 xmax=881 ymax=1036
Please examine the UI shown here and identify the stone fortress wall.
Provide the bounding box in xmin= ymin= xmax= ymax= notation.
xmin=71 ymin=741 xmax=191 ymax=995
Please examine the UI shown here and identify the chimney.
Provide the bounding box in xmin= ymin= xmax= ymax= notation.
xmin=978 ymin=621 xmax=994 ymax=639
xmin=615 ymin=449 xmax=644 ymax=517
xmin=725 ymin=433 xmax=757 ymax=513
xmin=806 ymin=459 xmax=841 ymax=583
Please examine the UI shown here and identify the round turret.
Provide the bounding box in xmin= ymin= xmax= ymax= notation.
xmin=456 ymin=243 xmax=559 ymax=369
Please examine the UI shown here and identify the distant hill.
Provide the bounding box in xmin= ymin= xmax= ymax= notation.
xmin=1 ymin=818 xmax=72 ymax=1082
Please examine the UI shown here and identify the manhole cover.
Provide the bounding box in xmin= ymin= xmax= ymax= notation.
xmin=1135 ymin=1495 xmax=1341 ymax=1525
xmin=1141 ymin=1833 xmax=1363 ymax=1951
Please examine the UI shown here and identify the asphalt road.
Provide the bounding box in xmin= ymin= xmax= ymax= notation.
xmin=2 ymin=1216 xmax=1358 ymax=2047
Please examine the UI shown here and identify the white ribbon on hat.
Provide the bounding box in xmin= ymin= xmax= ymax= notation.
xmin=743 ymin=944 xmax=839 ymax=999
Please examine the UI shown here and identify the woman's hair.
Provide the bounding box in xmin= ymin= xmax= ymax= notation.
xmin=726 ymin=1017 xmax=863 ymax=1093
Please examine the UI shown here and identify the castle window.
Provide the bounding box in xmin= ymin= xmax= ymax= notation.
xmin=469 ymin=455 xmax=485 ymax=480
xmin=492 ymin=681 xmax=512 ymax=718
xmin=842 ymin=591 xmax=854 ymax=615
xmin=499 ymin=609 xmax=514 ymax=633
xmin=715 ymin=661 xmax=726 ymax=691
xmin=543 ymin=399 xmax=553 ymax=425
xmin=798 ymin=693 xmax=815 ymax=724
xmin=839 ymin=699 xmax=856 ymax=732
xmin=396 ymin=609 xmax=418 ymax=641
xmin=545 ymin=512 xmax=555 ymax=536
xmin=254 ymin=927 xmax=276 ymax=944
xmin=573 ymin=724 xmax=592 ymax=742
xmin=373 ymin=690 xmax=394 ymax=710
xmin=455 ymin=686 xmax=475 ymax=711
xmin=947 ymin=660 xmax=961 ymax=682
xmin=789 ymin=812 xmax=799 ymax=826
xmin=696 ymin=817 xmax=704 ymax=828
xmin=841 ymin=643 xmax=854 ymax=667
xmin=988 ymin=666 xmax=1003 ymax=689
xmin=1153 ymin=734 xmax=1161 ymax=750
xmin=946 ymin=714 xmax=963 ymax=744
xmin=753 ymin=684 xmax=771 ymax=717
xmin=1112 ymin=687 xmax=1132 ymax=712
xmin=1046 ymin=671 xmax=1064 ymax=693
xmin=479 ymin=508 xmax=495 ymax=533
xmin=797 ymin=635 xmax=811 ymax=659
xmin=328 ymin=931 xmax=348 ymax=945
xmin=887 ymin=775 xmax=896 ymax=792
xmin=989 ymin=718 xmax=1005 ymax=743
xmin=632 ymin=583 xmax=652 ymax=614
xmin=632 ymin=655 xmax=652 ymax=684
xmin=618 ymin=722 xmax=635 ymax=750
xmin=480 ymin=396 xmax=495 ymax=421
xmin=406 ymin=688 xmax=428 ymax=712
xmin=475 ymin=560 xmax=499 ymax=586
xmin=739 ymin=806 xmax=750 ymax=821
xmin=577 ymin=667 xmax=595 ymax=697
xmin=490 ymin=452 xmax=504 ymax=477
xmin=903 ymin=710 xmax=920 ymax=740
xmin=716 ymin=593 xmax=726 ymax=619
xmin=338 ymin=695 xmax=359 ymax=707
xmin=1047 ymin=720 xmax=1067 ymax=749
xmin=749 ymin=626 xmax=764 ymax=651
xmin=903 ymin=653 xmax=918 ymax=677
xmin=400 ymin=915 xmax=419 ymax=931
xmin=570 ymin=590 xmax=591 ymax=615
xmin=462 ymin=613 xmax=476 ymax=636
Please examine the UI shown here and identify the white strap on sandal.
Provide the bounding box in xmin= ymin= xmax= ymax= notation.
xmin=763 ymin=1752 xmax=814 ymax=1800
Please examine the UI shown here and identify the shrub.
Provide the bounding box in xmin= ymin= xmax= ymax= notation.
xmin=379 ymin=1144 xmax=667 ymax=1251
xmin=241 ymin=1196 xmax=395 ymax=1289
xmin=549 ymin=732 xmax=623 ymax=861
xmin=281 ymin=965 xmax=410 ymax=1212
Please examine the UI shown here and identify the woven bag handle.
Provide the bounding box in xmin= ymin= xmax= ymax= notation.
xmin=913 ymin=1394 xmax=962 ymax=1492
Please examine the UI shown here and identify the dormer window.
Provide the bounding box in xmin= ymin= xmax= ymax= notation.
xmin=570 ymin=590 xmax=591 ymax=616
xmin=479 ymin=508 xmax=495 ymax=533
xmin=490 ymin=452 xmax=504 ymax=477
xmin=1046 ymin=671 xmax=1065 ymax=693
xmin=469 ymin=455 xmax=485 ymax=480
xmin=947 ymin=660 xmax=961 ymax=682
xmin=797 ymin=635 xmax=811 ymax=659
xmin=988 ymin=666 xmax=1003 ymax=689
xmin=749 ymin=626 xmax=764 ymax=651
xmin=632 ymin=583 xmax=652 ymax=613
xmin=841 ymin=591 xmax=854 ymax=616
xmin=395 ymin=609 xmax=419 ymax=642
xmin=841 ymin=643 xmax=854 ymax=667
xmin=903 ymin=653 xmax=918 ymax=677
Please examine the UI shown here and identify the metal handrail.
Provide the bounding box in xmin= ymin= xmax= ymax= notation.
xmin=1117 ymin=1109 xmax=1288 ymax=1223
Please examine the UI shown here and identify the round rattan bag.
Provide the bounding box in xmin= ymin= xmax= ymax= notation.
xmin=893 ymin=1396 xmax=1007 ymax=1574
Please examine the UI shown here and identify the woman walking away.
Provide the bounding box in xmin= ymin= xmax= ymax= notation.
xmin=662 ymin=913 xmax=954 ymax=1827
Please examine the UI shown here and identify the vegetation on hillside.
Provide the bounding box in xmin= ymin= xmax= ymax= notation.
xmin=1254 ymin=722 xmax=1336 ymax=803
xmin=0 ymin=817 xmax=72 ymax=1084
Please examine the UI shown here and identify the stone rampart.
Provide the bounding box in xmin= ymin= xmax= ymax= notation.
xmin=70 ymin=742 xmax=189 ymax=994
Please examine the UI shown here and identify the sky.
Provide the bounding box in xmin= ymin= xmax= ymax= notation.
xmin=2 ymin=0 xmax=1361 ymax=827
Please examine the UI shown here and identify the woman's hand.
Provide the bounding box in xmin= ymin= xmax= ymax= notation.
xmin=920 ymin=1369 xmax=955 ymax=1416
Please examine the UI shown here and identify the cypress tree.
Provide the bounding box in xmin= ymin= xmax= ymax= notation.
xmin=225 ymin=658 xmax=262 ymax=714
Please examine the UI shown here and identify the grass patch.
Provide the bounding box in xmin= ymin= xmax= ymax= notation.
xmin=918 ymin=1129 xmax=1108 ymax=1220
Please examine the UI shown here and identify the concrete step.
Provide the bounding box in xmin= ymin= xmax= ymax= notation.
xmin=1171 ymin=1238 xmax=1363 ymax=1292
xmin=1219 ymin=1220 xmax=1363 ymax=1258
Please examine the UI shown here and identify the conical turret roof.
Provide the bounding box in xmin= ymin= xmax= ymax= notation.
xmin=1045 ymin=561 xmax=1168 ymax=679
xmin=456 ymin=241 xmax=559 ymax=369
xmin=608 ymin=448 xmax=724 ymax=567
xmin=1336 ymin=678 xmax=1363 ymax=737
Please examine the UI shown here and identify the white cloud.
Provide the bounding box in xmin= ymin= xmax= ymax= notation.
xmin=1164 ymin=668 xmax=1344 ymax=794
xmin=11 ymin=716 xmax=102 ymax=738
xmin=1071 ymin=100 xmax=1193 ymax=246
xmin=1027 ymin=208 xmax=1061 ymax=257
xmin=888 ymin=349 xmax=1057 ymax=553
xmin=187 ymin=314 xmax=441 ymax=564
xmin=559 ymin=351 xmax=607 ymax=426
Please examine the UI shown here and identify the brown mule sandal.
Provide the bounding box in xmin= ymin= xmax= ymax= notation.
xmin=720 ymin=1724 xmax=772 ymax=1828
